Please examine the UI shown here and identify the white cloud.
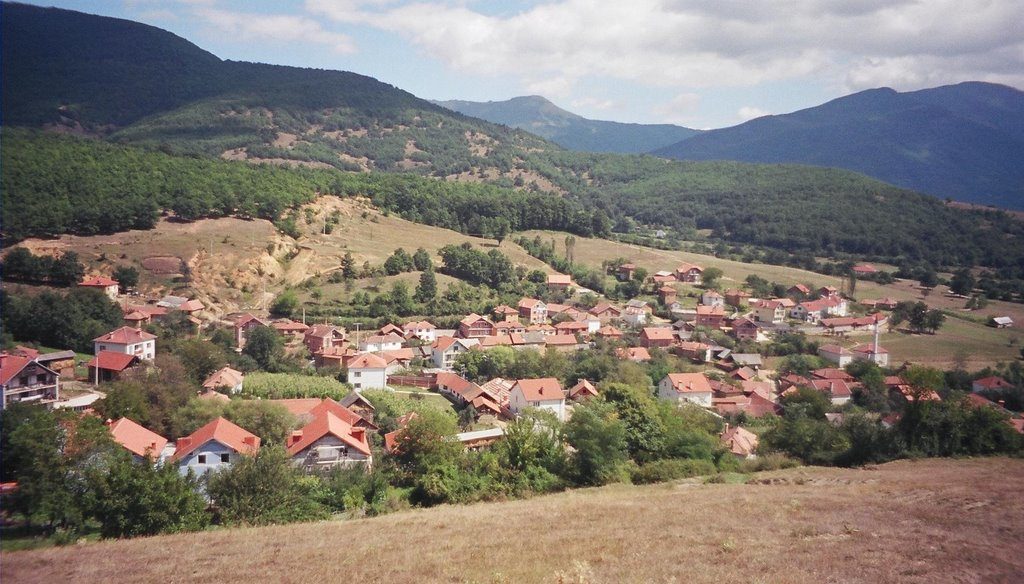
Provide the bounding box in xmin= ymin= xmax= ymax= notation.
xmin=737 ymin=106 xmax=770 ymax=122
xmin=195 ymin=7 xmax=356 ymax=54
xmin=304 ymin=0 xmax=1024 ymax=97
xmin=571 ymin=97 xmax=620 ymax=111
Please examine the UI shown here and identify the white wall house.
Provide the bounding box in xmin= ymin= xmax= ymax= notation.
xmin=93 ymin=326 xmax=156 ymax=361
xmin=286 ymin=412 xmax=373 ymax=471
xmin=658 ymin=373 xmax=713 ymax=407
xmin=173 ymin=417 xmax=260 ymax=477
xmin=818 ymin=344 xmax=854 ymax=367
xmin=359 ymin=333 xmax=403 ymax=353
xmin=431 ymin=337 xmax=478 ymax=370
xmin=403 ymin=321 xmax=437 ymax=343
xmin=347 ymin=353 xmax=389 ymax=390
xmin=509 ymin=378 xmax=566 ymax=422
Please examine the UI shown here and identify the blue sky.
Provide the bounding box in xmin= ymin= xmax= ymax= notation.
xmin=21 ymin=0 xmax=1024 ymax=129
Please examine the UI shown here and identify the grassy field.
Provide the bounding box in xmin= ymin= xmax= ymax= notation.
xmin=4 ymin=458 xmax=1022 ymax=583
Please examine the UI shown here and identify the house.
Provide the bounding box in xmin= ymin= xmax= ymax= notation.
xmin=674 ymin=341 xmax=714 ymax=363
xmin=492 ymin=305 xmax=520 ymax=322
xmin=234 ymin=313 xmax=270 ymax=349
xmin=852 ymin=343 xmax=889 ymax=366
xmin=852 ymin=264 xmax=878 ymax=275
xmin=751 ymin=299 xmax=787 ymax=324
xmin=94 ymin=326 xmax=156 ymax=361
xmin=787 ymin=284 xmax=811 ymax=298
xmin=402 ymin=321 xmax=437 ymax=343
xmin=107 ymin=418 xmax=173 ymax=463
xmin=156 ymin=295 xmax=204 ymax=315
xmin=432 ymin=337 xmax=479 ymax=369
xmin=658 ymin=286 xmax=677 ymax=305
xmin=818 ymin=344 xmax=854 ymax=367
xmin=546 ymin=273 xmax=573 ymax=292
xmin=1 ymin=354 xmax=60 ymax=410
xmin=652 ymin=271 xmax=677 ymax=284
xmin=618 ymin=263 xmax=637 ymax=281
xmin=456 ymin=427 xmax=506 ymax=451
xmin=347 ymin=353 xmax=389 ymax=390
xmin=197 ymin=389 xmax=231 ymax=403
xmin=87 ymin=351 xmax=140 ymax=384
xmin=314 ymin=346 xmax=359 ymax=369
xmin=272 ymin=319 xmax=310 ymax=338
xmin=640 ymin=327 xmax=675 ymax=348
xmin=623 ymin=306 xmax=648 ymax=327
xmin=724 ymin=289 xmax=751 ymax=307
xmin=304 ymin=324 xmax=346 ymax=354
xmin=810 ymin=379 xmax=854 ymax=405
xmin=701 ymin=291 xmax=724 ymax=307
xmin=555 ymin=320 xmax=589 ymax=336
xmin=972 ymin=376 xmax=1014 ymax=393
xmin=568 ymin=379 xmax=599 ymax=401
xmin=596 ymin=325 xmax=623 ymax=340
xmin=479 ymin=378 xmax=515 ymax=406
xmin=359 ymin=333 xmax=404 ymax=353
xmin=202 ymin=366 xmax=244 ymax=395
xmin=730 ymin=353 xmax=763 ymax=370
xmin=34 ymin=350 xmax=76 ymax=378
xmin=658 ymin=373 xmax=713 ymax=407
xmin=525 ymin=323 xmax=556 ymax=336
xmin=616 ymin=347 xmax=652 ymax=362
xmin=545 ymin=334 xmax=582 ymax=352
xmin=675 ymin=263 xmax=704 ymax=284
xmin=436 ymin=371 xmax=481 ymax=401
xmin=991 ymin=316 xmax=1014 ymax=328
xmin=720 ymin=424 xmax=759 ymax=458
xmin=286 ymin=411 xmax=372 ymax=471
xmin=384 ymin=412 xmax=419 ymax=454
xmin=79 ymin=276 xmax=119 ymax=300
xmin=820 ymin=314 xmax=887 ymax=334
xmin=818 ymin=286 xmax=840 ymax=298
xmin=510 ymin=378 xmax=567 ymax=421
xmin=589 ymin=303 xmax=622 ymax=323
xmin=695 ymin=305 xmax=725 ymax=329
xmin=730 ymin=318 xmax=759 ymax=342
xmin=459 ymin=314 xmax=495 ymax=338
xmin=172 ymin=417 xmax=260 ymax=477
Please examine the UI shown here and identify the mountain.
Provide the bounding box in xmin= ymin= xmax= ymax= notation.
xmin=434 ymin=96 xmax=700 ymax=154
xmin=653 ymin=83 xmax=1024 ymax=209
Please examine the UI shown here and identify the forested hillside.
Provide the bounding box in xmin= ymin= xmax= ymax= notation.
xmin=434 ymin=95 xmax=700 ymax=154
xmin=654 ymin=83 xmax=1024 ymax=209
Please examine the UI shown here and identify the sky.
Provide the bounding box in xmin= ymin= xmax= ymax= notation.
xmin=21 ymin=0 xmax=1024 ymax=129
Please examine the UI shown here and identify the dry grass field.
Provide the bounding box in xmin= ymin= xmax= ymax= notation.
xmin=5 ymin=458 xmax=1023 ymax=584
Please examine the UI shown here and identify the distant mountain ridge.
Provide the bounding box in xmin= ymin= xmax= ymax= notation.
xmin=434 ymin=96 xmax=700 ymax=154
xmin=653 ymin=82 xmax=1024 ymax=209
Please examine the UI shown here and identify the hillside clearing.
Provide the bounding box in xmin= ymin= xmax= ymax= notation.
xmin=5 ymin=458 xmax=1023 ymax=583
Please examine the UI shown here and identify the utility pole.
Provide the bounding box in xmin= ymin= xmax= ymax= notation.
xmin=353 ymin=322 xmax=362 ymax=351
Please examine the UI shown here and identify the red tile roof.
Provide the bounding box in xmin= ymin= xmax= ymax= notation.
xmin=87 ymin=351 xmax=139 ymax=372
xmin=514 ymin=378 xmax=565 ymax=402
xmin=547 ymin=274 xmax=572 ymax=285
xmin=569 ymin=379 xmax=599 ymax=399
xmin=720 ymin=425 xmax=758 ymax=457
xmin=202 ymin=366 xmax=244 ymax=390
xmin=616 ymin=347 xmax=652 ymax=361
xmin=286 ymin=411 xmax=371 ymax=457
xmin=108 ymin=418 xmax=168 ymax=458
xmin=664 ymin=373 xmax=712 ymax=394
xmin=348 ymin=353 xmax=388 ymax=369
xmin=93 ymin=326 xmax=156 ymax=344
xmin=80 ymin=276 xmax=118 ymax=287
xmin=172 ymin=417 xmax=260 ymax=461
xmin=973 ymin=376 xmax=1013 ymax=390
xmin=0 ymin=354 xmax=33 ymax=385
xmin=641 ymin=327 xmax=675 ymax=341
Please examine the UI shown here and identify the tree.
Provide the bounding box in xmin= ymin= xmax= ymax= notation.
xmin=223 ymin=400 xmax=297 ymax=446
xmin=242 ymin=326 xmax=285 ymax=371
xmin=492 ymin=217 xmax=511 ymax=245
xmin=341 ymin=252 xmax=356 ymax=280
xmin=112 ymin=265 xmax=140 ymax=292
xmin=206 ymin=446 xmax=328 ymax=526
xmin=414 ymin=269 xmax=437 ymax=303
xmin=924 ymin=309 xmax=946 ymax=334
xmin=50 ymin=252 xmax=85 ymax=286
xmin=949 ymin=268 xmax=975 ymax=296
xmin=563 ymin=400 xmax=629 ymax=486
xmin=83 ymin=451 xmax=209 ymax=538
xmin=702 ymin=267 xmax=723 ymax=289
xmin=270 ymin=289 xmax=299 ymax=317
xmin=564 ymin=235 xmax=576 ymax=266
xmin=389 ymin=281 xmax=414 ymax=316
xmin=412 ymin=248 xmax=432 ymax=272
xmin=601 ymin=383 xmax=666 ymax=462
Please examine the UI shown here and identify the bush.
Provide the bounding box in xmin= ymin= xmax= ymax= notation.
xmin=738 ymin=453 xmax=801 ymax=473
xmin=630 ymin=458 xmax=717 ymax=484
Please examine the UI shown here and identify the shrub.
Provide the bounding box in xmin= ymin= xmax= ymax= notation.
xmin=630 ymin=458 xmax=717 ymax=484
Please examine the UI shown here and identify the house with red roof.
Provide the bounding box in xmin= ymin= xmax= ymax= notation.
xmin=79 ymin=276 xmax=119 ymax=300
xmin=787 ymin=284 xmax=811 ymax=298
xmin=617 ymin=263 xmax=637 ymax=281
xmin=730 ymin=317 xmax=759 ymax=342
xmin=492 ymin=305 xmax=520 ymax=322
xmin=658 ymin=285 xmax=678 ymax=305
xmin=1 ymin=354 xmax=60 ymax=410
xmin=546 ymin=273 xmax=573 ymax=292
xmin=234 ymin=313 xmax=270 ymax=349
xmin=510 ymin=378 xmax=566 ymax=421
xmin=724 ymin=289 xmax=751 ymax=307
xmin=107 ymin=418 xmax=173 ymax=463
xmin=852 ymin=343 xmax=889 ymax=366
xmin=810 ymin=378 xmax=855 ymax=405
xmin=818 ymin=344 xmax=855 ymax=367
xmin=202 ymin=366 xmax=244 ymax=394
xmin=272 ymin=319 xmax=310 ymax=338
xmin=658 ymin=373 xmax=713 ymax=407
xmin=518 ymin=298 xmax=548 ymax=324
xmin=589 ymin=302 xmax=622 ymax=323
xmin=720 ymin=424 xmax=759 ymax=458
xmin=94 ymin=326 xmax=156 ymax=361
xmin=402 ymin=320 xmax=437 ymax=343
xmin=286 ymin=411 xmax=372 ymax=471
xmin=86 ymin=351 xmax=140 ymax=384
xmin=675 ymin=263 xmax=704 ymax=284
xmin=431 ymin=337 xmax=478 ymax=370
xmin=568 ymin=379 xmax=599 ymax=401
xmin=303 ymin=324 xmax=346 ymax=354
xmin=971 ymin=376 xmax=1014 ymax=393
xmin=752 ymin=299 xmax=788 ymax=324
xmin=640 ymin=327 xmax=675 ymax=348
xmin=172 ymin=417 xmax=260 ymax=477
xmin=459 ymin=314 xmax=495 ymax=338
xmin=359 ymin=333 xmax=404 ymax=353
xmin=695 ymin=305 xmax=725 ymax=329
xmin=596 ymin=325 xmax=623 ymax=340
xmin=616 ymin=346 xmax=652 ymax=362
xmin=347 ymin=353 xmax=388 ymax=390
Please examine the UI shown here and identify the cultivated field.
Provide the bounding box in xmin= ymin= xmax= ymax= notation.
xmin=4 ymin=458 xmax=1022 ymax=583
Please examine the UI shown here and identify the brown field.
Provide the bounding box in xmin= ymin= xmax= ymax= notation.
xmin=4 ymin=458 xmax=1022 ymax=584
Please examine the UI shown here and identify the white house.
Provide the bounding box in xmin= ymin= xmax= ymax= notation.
xmin=658 ymin=373 xmax=713 ymax=407
xmin=509 ymin=378 xmax=567 ymax=421
xmin=359 ymin=333 xmax=403 ymax=353
xmin=402 ymin=321 xmax=437 ymax=343
xmin=172 ymin=417 xmax=260 ymax=477
xmin=518 ymin=298 xmax=548 ymax=324
xmin=79 ymin=276 xmax=120 ymax=300
xmin=93 ymin=326 xmax=156 ymax=361
xmin=623 ymin=306 xmax=648 ymax=327
xmin=701 ymin=291 xmax=725 ymax=307
xmin=818 ymin=344 xmax=854 ymax=367
xmin=202 ymin=366 xmax=244 ymax=395
xmin=851 ymin=343 xmax=889 ymax=367
xmin=751 ymin=299 xmax=787 ymax=324
xmin=431 ymin=337 xmax=479 ymax=370
xmin=347 ymin=353 xmax=389 ymax=390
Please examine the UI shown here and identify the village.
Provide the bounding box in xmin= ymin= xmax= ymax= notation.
xmin=4 ymin=252 xmax=1022 ymax=489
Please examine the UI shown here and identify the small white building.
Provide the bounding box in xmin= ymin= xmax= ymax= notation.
xmin=701 ymin=291 xmax=724 ymax=307
xmin=518 ymin=298 xmax=548 ymax=324
xmin=623 ymin=306 xmax=648 ymax=327
xmin=509 ymin=378 xmax=567 ymax=421
xmin=852 ymin=343 xmax=889 ymax=367
xmin=347 ymin=353 xmax=389 ymax=390
xmin=657 ymin=373 xmax=713 ymax=407
xmin=818 ymin=344 xmax=854 ymax=367
xmin=431 ymin=337 xmax=478 ymax=370
xmin=402 ymin=321 xmax=437 ymax=343
xmin=202 ymin=366 xmax=244 ymax=395
xmin=93 ymin=326 xmax=156 ymax=361
xmin=359 ymin=333 xmax=403 ymax=353
xmin=172 ymin=417 xmax=260 ymax=477
xmin=79 ymin=276 xmax=119 ymax=300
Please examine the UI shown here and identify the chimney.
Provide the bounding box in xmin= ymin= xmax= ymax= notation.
xmin=243 ymin=436 xmax=258 ymax=447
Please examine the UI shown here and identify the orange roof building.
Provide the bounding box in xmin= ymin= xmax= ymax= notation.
xmin=107 ymin=418 xmax=171 ymax=461
xmin=172 ymin=417 xmax=260 ymax=475
xmin=286 ymin=411 xmax=372 ymax=470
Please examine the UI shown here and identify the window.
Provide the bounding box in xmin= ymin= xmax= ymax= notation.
xmin=353 ymin=371 xmax=361 ymax=377
xmin=198 ymin=454 xmax=207 ymax=464
xmin=221 ymin=453 xmax=230 ymax=463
